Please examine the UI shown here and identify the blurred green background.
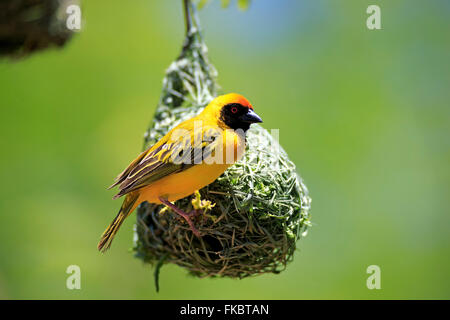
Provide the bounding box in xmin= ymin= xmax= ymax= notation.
xmin=0 ymin=0 xmax=449 ymax=299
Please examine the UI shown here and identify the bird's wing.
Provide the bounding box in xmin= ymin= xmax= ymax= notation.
xmin=110 ymin=124 xmax=221 ymax=199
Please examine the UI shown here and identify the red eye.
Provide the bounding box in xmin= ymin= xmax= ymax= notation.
xmin=231 ymin=107 xmax=238 ymax=113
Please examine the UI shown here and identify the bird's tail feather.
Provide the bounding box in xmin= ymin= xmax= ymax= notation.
xmin=98 ymin=193 xmax=139 ymax=253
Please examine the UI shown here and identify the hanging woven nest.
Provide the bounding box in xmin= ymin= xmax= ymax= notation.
xmin=0 ymin=0 xmax=78 ymax=58
xmin=134 ymin=1 xmax=311 ymax=286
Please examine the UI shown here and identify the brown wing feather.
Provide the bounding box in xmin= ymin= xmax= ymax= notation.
xmin=110 ymin=125 xmax=221 ymax=199
xmin=108 ymin=149 xmax=149 ymax=189
xmin=111 ymin=142 xmax=183 ymax=199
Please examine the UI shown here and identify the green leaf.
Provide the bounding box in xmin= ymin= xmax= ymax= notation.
xmin=197 ymin=0 xmax=209 ymax=9
xmin=237 ymin=0 xmax=250 ymax=10
xmin=195 ymin=0 xmax=250 ymax=10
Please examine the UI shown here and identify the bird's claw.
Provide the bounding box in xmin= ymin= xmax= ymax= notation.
xmin=191 ymin=191 xmax=216 ymax=213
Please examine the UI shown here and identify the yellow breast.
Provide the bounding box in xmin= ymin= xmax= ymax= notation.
xmin=140 ymin=128 xmax=246 ymax=204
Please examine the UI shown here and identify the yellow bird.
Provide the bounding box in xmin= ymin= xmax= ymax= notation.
xmin=98 ymin=93 xmax=262 ymax=252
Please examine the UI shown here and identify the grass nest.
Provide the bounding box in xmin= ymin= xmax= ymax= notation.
xmin=0 ymin=0 xmax=77 ymax=58
xmin=133 ymin=1 xmax=311 ymax=287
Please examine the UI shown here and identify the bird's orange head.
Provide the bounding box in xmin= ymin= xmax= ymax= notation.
xmin=202 ymin=93 xmax=262 ymax=131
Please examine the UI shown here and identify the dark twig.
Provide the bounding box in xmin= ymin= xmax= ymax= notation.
xmin=183 ymin=0 xmax=193 ymax=35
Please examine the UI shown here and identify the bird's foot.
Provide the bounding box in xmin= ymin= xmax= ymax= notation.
xmin=191 ymin=191 xmax=216 ymax=222
xmin=158 ymin=197 xmax=201 ymax=237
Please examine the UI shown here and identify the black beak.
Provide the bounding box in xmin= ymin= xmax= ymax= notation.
xmin=240 ymin=108 xmax=263 ymax=123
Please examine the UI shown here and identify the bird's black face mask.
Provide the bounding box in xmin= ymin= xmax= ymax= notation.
xmin=221 ymin=103 xmax=262 ymax=131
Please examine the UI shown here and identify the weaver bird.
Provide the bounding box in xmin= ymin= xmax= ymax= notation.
xmin=98 ymin=93 xmax=262 ymax=252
